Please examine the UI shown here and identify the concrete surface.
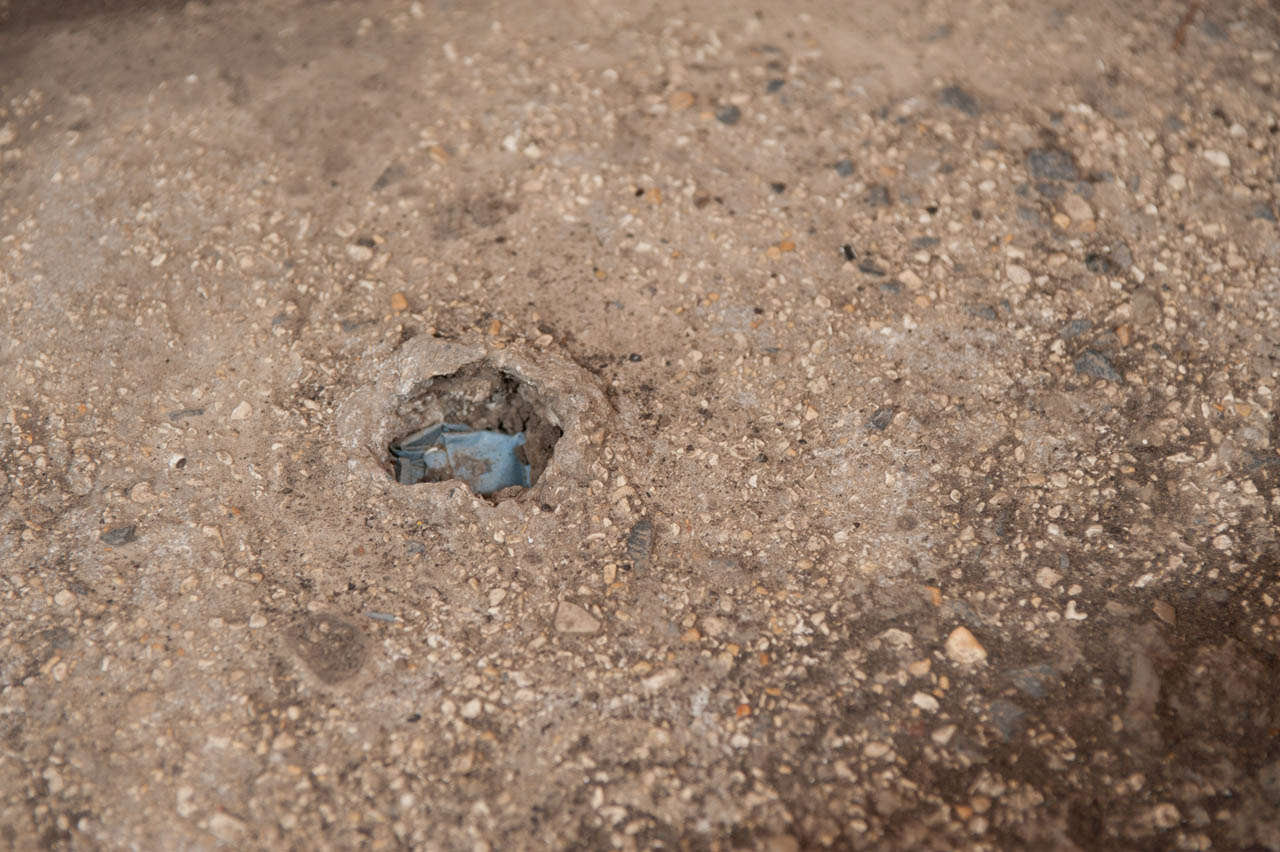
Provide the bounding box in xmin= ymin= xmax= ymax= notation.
xmin=2 ymin=0 xmax=1280 ymax=849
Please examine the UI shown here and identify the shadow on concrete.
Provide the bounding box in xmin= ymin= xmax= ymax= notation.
xmin=0 ymin=0 xmax=190 ymax=29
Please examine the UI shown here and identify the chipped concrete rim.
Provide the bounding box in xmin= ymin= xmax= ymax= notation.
xmin=335 ymin=338 xmax=610 ymax=501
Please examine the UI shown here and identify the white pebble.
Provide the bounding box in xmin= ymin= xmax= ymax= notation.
xmin=863 ymin=741 xmax=891 ymax=759
xmin=945 ymin=627 xmax=988 ymax=665
xmin=1006 ymin=265 xmax=1031 ymax=286
xmin=931 ymin=724 xmax=957 ymax=745
xmin=911 ymin=692 xmax=940 ymax=713
xmin=1202 ymin=150 xmax=1230 ymax=169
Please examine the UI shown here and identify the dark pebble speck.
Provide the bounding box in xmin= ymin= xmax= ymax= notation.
xmin=1248 ymin=202 xmax=1277 ymax=222
xmin=1015 ymin=205 xmax=1043 ymax=225
xmin=938 ymin=85 xmax=980 ymax=116
xmin=766 ymin=78 xmax=785 ymax=93
xmin=101 ymin=525 xmax=138 ymax=545
xmin=1007 ymin=665 xmax=1059 ymax=699
xmin=841 ymin=244 xmax=856 ymax=262
xmin=1075 ymin=350 xmax=1122 ymax=382
xmin=858 ymin=259 xmax=886 ymax=276
xmin=910 ymin=236 xmax=940 ymax=249
xmin=833 ymin=159 xmax=854 ymax=177
xmin=988 ymin=699 xmax=1027 ymax=741
xmin=1084 ymin=252 xmax=1122 ymax=276
xmin=769 ymin=182 xmax=786 ymax=194
xmin=865 ymin=184 xmax=890 ymax=207
xmin=1060 ymin=318 xmax=1093 ymax=339
xmin=1027 ymin=146 xmax=1080 ymax=182
xmin=715 ymin=105 xmax=741 ymax=125
xmin=868 ymin=407 xmax=896 ymax=431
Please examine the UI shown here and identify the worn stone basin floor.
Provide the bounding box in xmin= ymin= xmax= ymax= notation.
xmin=2 ymin=0 xmax=1279 ymax=849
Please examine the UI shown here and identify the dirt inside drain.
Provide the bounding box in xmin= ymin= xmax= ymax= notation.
xmin=387 ymin=363 xmax=561 ymax=499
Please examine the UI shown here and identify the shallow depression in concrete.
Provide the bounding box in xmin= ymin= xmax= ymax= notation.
xmin=386 ymin=363 xmax=562 ymax=500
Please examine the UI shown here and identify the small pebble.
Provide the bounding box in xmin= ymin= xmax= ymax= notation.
xmin=1061 ymin=193 xmax=1093 ymax=222
xmin=669 ymin=90 xmax=695 ymax=111
xmin=907 ymin=659 xmax=931 ymax=677
xmin=988 ymin=699 xmax=1026 ymax=739
xmin=347 ymin=244 xmax=373 ymax=262
xmin=390 ymin=292 xmax=409 ymax=312
xmin=1007 ymin=664 xmax=1058 ymax=699
xmin=864 ymin=741 xmax=891 ymax=759
xmin=54 ymin=590 xmax=75 ymax=608
xmin=868 ymin=407 xmax=896 ymax=431
xmin=911 ymin=692 xmax=940 ymax=713
xmin=715 ymin=105 xmax=741 ymax=125
xmin=1035 ymin=567 xmax=1061 ymax=588
xmin=1060 ymin=318 xmax=1092 ymax=340
xmin=1248 ymin=201 xmax=1277 ymax=222
xmin=1202 ymin=149 xmax=1230 ymax=169
xmin=1006 ymin=264 xmax=1031 ymax=286
xmin=230 ymin=401 xmax=253 ymax=421
xmin=555 ymin=601 xmax=600 ymax=633
xmin=833 ymin=159 xmax=854 ymax=177
xmin=208 ymin=813 xmax=246 ymax=843
xmin=945 ymin=626 xmax=987 ymax=665
xmin=1026 ymin=147 xmax=1079 ymax=182
xmin=101 ymin=525 xmax=138 ymax=545
xmin=1074 ymin=351 xmax=1121 ymax=383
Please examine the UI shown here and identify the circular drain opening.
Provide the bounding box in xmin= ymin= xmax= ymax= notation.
xmin=386 ymin=362 xmax=562 ymax=500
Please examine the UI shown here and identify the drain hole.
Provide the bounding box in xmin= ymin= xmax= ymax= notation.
xmin=387 ymin=363 xmax=561 ymax=498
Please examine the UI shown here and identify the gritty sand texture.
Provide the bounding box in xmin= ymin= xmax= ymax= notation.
xmin=2 ymin=1 xmax=1280 ymax=849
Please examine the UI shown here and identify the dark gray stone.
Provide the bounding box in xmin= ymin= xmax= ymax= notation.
xmin=868 ymin=407 xmax=896 ymax=431
xmin=100 ymin=525 xmax=137 ymax=545
xmin=1075 ymin=350 xmax=1122 ymax=382
xmin=865 ymin=184 xmax=890 ymax=207
xmin=1007 ymin=664 xmax=1059 ymax=699
xmin=988 ymin=699 xmax=1027 ymax=740
xmin=1027 ymin=147 xmax=1080 ymax=182
xmin=715 ymin=105 xmax=741 ymax=125
xmin=1248 ymin=202 xmax=1277 ymax=222
xmin=939 ymin=85 xmax=979 ymax=116
xmin=1060 ymin=318 xmax=1093 ymax=339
